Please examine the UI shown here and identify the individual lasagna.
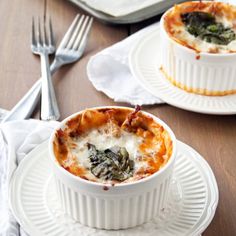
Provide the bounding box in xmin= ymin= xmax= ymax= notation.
xmin=53 ymin=107 xmax=173 ymax=184
xmin=164 ymin=1 xmax=236 ymax=53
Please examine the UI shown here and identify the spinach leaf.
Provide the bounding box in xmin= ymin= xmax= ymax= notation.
xmin=181 ymin=12 xmax=235 ymax=45
xmin=88 ymin=143 xmax=134 ymax=181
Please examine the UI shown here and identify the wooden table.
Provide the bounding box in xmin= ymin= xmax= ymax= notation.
xmin=0 ymin=0 xmax=236 ymax=235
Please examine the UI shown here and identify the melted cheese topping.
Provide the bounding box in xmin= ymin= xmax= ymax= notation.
xmin=70 ymin=125 xmax=145 ymax=183
xmin=164 ymin=1 xmax=236 ymax=53
xmin=53 ymin=108 xmax=173 ymax=184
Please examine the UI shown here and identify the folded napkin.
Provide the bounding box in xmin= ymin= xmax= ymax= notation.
xmin=0 ymin=120 xmax=58 ymax=236
xmin=87 ymin=23 xmax=164 ymax=106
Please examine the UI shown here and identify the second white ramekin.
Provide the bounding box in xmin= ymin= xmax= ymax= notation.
xmin=49 ymin=106 xmax=177 ymax=230
xmin=160 ymin=4 xmax=236 ymax=96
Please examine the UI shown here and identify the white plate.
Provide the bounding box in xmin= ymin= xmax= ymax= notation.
xmin=9 ymin=140 xmax=218 ymax=236
xmin=129 ymin=27 xmax=236 ymax=115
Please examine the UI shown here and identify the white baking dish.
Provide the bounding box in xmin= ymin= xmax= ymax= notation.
xmin=49 ymin=106 xmax=177 ymax=230
xmin=160 ymin=1 xmax=236 ymax=96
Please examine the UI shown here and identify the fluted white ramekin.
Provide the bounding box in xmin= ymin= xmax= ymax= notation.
xmin=160 ymin=4 xmax=236 ymax=96
xmin=49 ymin=106 xmax=176 ymax=230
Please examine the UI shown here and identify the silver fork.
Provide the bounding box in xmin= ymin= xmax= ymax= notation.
xmin=1 ymin=14 xmax=93 ymax=123
xmin=31 ymin=17 xmax=60 ymax=121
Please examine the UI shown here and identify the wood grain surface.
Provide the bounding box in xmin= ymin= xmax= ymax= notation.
xmin=0 ymin=0 xmax=236 ymax=235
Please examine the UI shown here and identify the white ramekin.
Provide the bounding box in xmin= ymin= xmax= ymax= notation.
xmin=160 ymin=3 xmax=236 ymax=96
xmin=49 ymin=106 xmax=177 ymax=230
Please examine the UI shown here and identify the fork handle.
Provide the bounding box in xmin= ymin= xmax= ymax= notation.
xmin=40 ymin=53 xmax=60 ymax=121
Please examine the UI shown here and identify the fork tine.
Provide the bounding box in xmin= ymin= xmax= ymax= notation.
xmin=73 ymin=17 xmax=93 ymax=51
xmin=43 ymin=17 xmax=48 ymax=46
xmin=66 ymin=15 xmax=85 ymax=49
xmin=49 ymin=17 xmax=55 ymax=46
xmin=70 ymin=16 xmax=89 ymax=50
xmin=57 ymin=14 xmax=80 ymax=51
xmin=37 ymin=17 xmax=43 ymax=46
xmin=31 ymin=17 xmax=36 ymax=46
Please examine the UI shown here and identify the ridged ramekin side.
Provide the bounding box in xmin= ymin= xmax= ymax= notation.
xmin=54 ymin=174 xmax=172 ymax=230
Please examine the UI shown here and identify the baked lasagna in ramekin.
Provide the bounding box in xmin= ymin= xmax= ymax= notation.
xmin=160 ymin=1 xmax=236 ymax=96
xmin=49 ymin=106 xmax=176 ymax=229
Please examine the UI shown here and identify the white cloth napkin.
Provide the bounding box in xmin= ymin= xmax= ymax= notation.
xmin=0 ymin=108 xmax=8 ymax=122
xmin=0 ymin=120 xmax=58 ymax=236
xmin=87 ymin=23 xmax=164 ymax=106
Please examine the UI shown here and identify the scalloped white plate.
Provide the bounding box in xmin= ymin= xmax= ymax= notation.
xmin=129 ymin=27 xmax=236 ymax=115
xmin=9 ymin=140 xmax=218 ymax=236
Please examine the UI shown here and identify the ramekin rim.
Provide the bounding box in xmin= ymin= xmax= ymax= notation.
xmin=48 ymin=106 xmax=177 ymax=188
xmin=160 ymin=1 xmax=236 ymax=57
